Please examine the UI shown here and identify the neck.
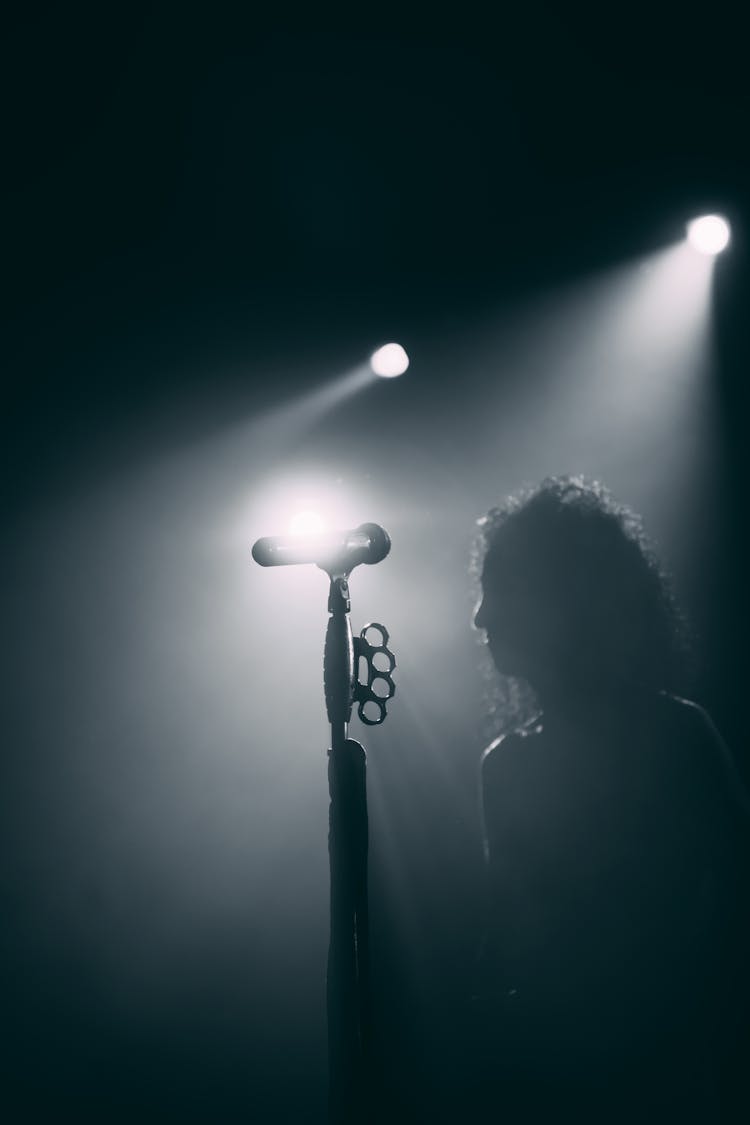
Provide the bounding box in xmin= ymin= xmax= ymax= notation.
xmin=535 ymin=677 xmax=639 ymax=732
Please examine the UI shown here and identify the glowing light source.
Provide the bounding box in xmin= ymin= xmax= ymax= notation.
xmin=686 ymin=214 xmax=731 ymax=256
xmin=370 ymin=342 xmax=409 ymax=378
xmin=288 ymin=510 xmax=326 ymax=537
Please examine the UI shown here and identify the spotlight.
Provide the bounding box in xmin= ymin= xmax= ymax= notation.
xmin=370 ymin=342 xmax=409 ymax=378
xmin=686 ymin=214 xmax=731 ymax=256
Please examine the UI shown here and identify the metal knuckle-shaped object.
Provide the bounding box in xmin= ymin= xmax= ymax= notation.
xmin=353 ymin=622 xmax=396 ymax=725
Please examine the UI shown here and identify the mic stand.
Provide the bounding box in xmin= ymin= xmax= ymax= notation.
xmin=323 ymin=570 xmax=395 ymax=1123
xmin=253 ymin=529 xmax=395 ymax=1124
xmin=325 ymin=571 xmax=372 ymax=1124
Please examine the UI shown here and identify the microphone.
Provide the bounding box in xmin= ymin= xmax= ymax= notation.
xmin=252 ymin=522 xmax=391 ymax=571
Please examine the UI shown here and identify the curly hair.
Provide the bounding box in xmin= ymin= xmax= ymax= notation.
xmin=474 ymin=476 xmax=692 ymax=725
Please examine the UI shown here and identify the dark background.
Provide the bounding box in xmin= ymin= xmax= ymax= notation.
xmin=2 ymin=3 xmax=748 ymax=1122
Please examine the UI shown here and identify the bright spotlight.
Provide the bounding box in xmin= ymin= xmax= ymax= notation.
xmin=288 ymin=510 xmax=326 ymax=537
xmin=686 ymin=214 xmax=731 ymax=256
xmin=370 ymin=342 xmax=409 ymax=378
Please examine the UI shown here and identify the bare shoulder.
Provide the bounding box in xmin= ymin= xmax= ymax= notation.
xmin=480 ymin=721 xmax=542 ymax=788
xmin=657 ymin=693 xmax=750 ymax=816
xmin=656 ymin=692 xmax=730 ymax=757
xmin=656 ymin=690 xmax=720 ymax=730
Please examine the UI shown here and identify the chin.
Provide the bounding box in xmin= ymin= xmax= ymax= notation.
xmin=488 ymin=644 xmax=525 ymax=679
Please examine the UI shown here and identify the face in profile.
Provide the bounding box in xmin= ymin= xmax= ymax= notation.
xmin=474 ymin=563 xmax=555 ymax=684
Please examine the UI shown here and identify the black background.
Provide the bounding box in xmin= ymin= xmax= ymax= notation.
xmin=5 ymin=3 xmax=748 ymax=491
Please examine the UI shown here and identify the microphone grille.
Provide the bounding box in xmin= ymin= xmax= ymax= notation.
xmin=356 ymin=523 xmax=391 ymax=565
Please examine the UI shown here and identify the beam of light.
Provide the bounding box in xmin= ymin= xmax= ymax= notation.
xmin=370 ymin=342 xmax=409 ymax=377
xmin=472 ymin=240 xmax=716 ymax=486
xmin=148 ymin=343 xmax=405 ymax=499
xmin=464 ymin=233 xmax=722 ymax=638
xmin=243 ymin=363 xmax=374 ymax=450
xmin=5 ymin=339 xmax=411 ymax=1007
xmin=687 ymin=214 xmax=731 ymax=256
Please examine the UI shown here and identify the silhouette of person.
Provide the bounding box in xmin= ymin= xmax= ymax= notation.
xmin=471 ymin=477 xmax=749 ymax=1124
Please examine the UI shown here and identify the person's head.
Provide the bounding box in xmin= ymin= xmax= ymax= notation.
xmin=474 ymin=476 xmax=689 ymax=704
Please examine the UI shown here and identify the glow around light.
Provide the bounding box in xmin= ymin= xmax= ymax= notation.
xmin=686 ymin=214 xmax=731 ymax=256
xmin=370 ymin=342 xmax=409 ymax=378
xmin=288 ymin=509 xmax=326 ymax=537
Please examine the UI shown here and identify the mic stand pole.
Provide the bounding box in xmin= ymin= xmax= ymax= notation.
xmin=324 ymin=570 xmax=372 ymax=1125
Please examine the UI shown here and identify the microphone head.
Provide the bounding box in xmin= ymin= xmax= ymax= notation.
xmin=251 ymin=522 xmax=391 ymax=571
xmin=354 ymin=522 xmax=391 ymax=565
xmin=251 ymin=536 xmax=283 ymax=566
